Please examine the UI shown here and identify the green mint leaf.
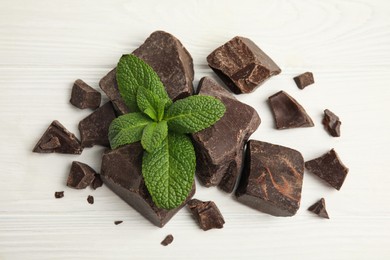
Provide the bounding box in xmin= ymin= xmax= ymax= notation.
xmin=141 ymin=121 xmax=168 ymax=153
xmin=137 ymin=86 xmax=166 ymax=121
xmin=108 ymin=112 xmax=153 ymax=149
xmin=164 ymin=95 xmax=226 ymax=134
xmin=142 ymin=132 xmax=195 ymax=209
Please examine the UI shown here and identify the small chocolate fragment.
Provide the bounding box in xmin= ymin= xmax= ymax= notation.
xmin=187 ymin=199 xmax=225 ymax=231
xmin=305 ymin=149 xmax=349 ymax=190
xmin=70 ymin=79 xmax=101 ymax=109
xmin=54 ymin=191 xmax=64 ymax=199
xmin=91 ymin=174 xmax=103 ymax=190
xmin=207 ymin=36 xmax=281 ymax=94
xmin=87 ymin=195 xmax=94 ymax=204
xmin=308 ymin=198 xmax=329 ymax=219
xmin=67 ymin=161 xmax=96 ymax=189
xmin=114 ymin=221 xmax=123 ymax=225
xmin=268 ymin=91 xmax=314 ymax=129
xmin=322 ymin=109 xmax=341 ymax=137
xmin=78 ymin=102 xmax=116 ymax=147
xmin=33 ymin=120 xmax=83 ymax=154
xmin=293 ymin=72 xmax=314 ymax=89
xmin=161 ymin=234 xmax=174 ymax=246
xmin=236 ymin=140 xmax=304 ymax=216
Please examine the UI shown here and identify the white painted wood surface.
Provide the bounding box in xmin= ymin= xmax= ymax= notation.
xmin=1 ymin=0 xmax=389 ymax=259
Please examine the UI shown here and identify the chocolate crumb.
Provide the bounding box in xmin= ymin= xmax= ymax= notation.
xmin=161 ymin=234 xmax=174 ymax=246
xmin=308 ymin=198 xmax=329 ymax=219
xmin=54 ymin=191 xmax=64 ymax=199
xmin=293 ymin=72 xmax=314 ymax=89
xmin=87 ymin=195 xmax=94 ymax=204
xmin=114 ymin=221 xmax=123 ymax=225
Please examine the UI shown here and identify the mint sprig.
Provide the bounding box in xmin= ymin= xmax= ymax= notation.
xmin=109 ymin=54 xmax=225 ymax=209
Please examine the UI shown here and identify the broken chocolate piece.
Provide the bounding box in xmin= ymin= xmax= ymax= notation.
xmin=305 ymin=149 xmax=349 ymax=190
xmin=100 ymin=143 xmax=196 ymax=228
xmin=87 ymin=195 xmax=94 ymax=204
xmin=268 ymin=90 xmax=314 ymax=129
xmin=187 ymin=199 xmax=225 ymax=231
xmin=192 ymin=77 xmax=260 ymax=192
xmin=322 ymin=109 xmax=341 ymax=137
xmin=70 ymin=79 xmax=101 ymax=109
xmin=308 ymin=198 xmax=329 ymax=219
xmin=91 ymin=174 xmax=103 ymax=190
xmin=114 ymin=221 xmax=123 ymax=225
xmin=293 ymin=72 xmax=314 ymax=89
xmin=78 ymin=102 xmax=116 ymax=147
xmin=236 ymin=140 xmax=304 ymax=216
xmin=67 ymin=161 xmax=96 ymax=189
xmin=54 ymin=191 xmax=64 ymax=199
xmin=161 ymin=234 xmax=174 ymax=246
xmin=33 ymin=120 xmax=83 ymax=154
xmin=207 ymin=36 xmax=281 ymax=94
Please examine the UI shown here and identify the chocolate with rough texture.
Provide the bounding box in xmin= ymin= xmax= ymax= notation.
xmin=308 ymin=198 xmax=329 ymax=219
xmin=70 ymin=79 xmax=101 ymax=109
xmin=192 ymin=77 xmax=260 ymax=192
xmin=161 ymin=234 xmax=174 ymax=246
xmin=67 ymin=161 xmax=96 ymax=189
xmin=236 ymin=140 xmax=304 ymax=216
xmin=54 ymin=191 xmax=64 ymax=199
xmin=305 ymin=149 xmax=349 ymax=190
xmin=187 ymin=199 xmax=225 ymax=231
xmin=268 ymin=91 xmax=314 ymax=129
xmin=294 ymin=72 xmax=314 ymax=89
xmin=87 ymin=195 xmax=94 ymax=204
xmin=100 ymin=143 xmax=196 ymax=228
xmin=91 ymin=174 xmax=103 ymax=190
xmin=207 ymin=36 xmax=281 ymax=94
xmin=322 ymin=109 xmax=341 ymax=137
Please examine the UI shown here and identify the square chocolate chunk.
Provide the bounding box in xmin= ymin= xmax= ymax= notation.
xmin=70 ymin=79 xmax=101 ymax=109
xmin=293 ymin=72 xmax=314 ymax=89
xmin=187 ymin=199 xmax=225 ymax=231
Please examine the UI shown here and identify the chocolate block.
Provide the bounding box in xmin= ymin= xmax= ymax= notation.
xmin=322 ymin=109 xmax=341 ymax=137
xmin=294 ymin=72 xmax=314 ymax=89
xmin=70 ymin=79 xmax=101 ymax=109
xmin=54 ymin=191 xmax=64 ymax=199
xmin=91 ymin=174 xmax=103 ymax=190
xmin=87 ymin=195 xmax=94 ymax=204
xmin=268 ymin=91 xmax=314 ymax=129
xmin=305 ymin=149 xmax=349 ymax=190
xmin=100 ymin=143 xmax=196 ymax=228
xmin=308 ymin=198 xmax=329 ymax=219
xmin=187 ymin=199 xmax=225 ymax=231
xmin=161 ymin=234 xmax=174 ymax=246
xmin=236 ymin=140 xmax=304 ymax=216
xmin=207 ymin=36 xmax=281 ymax=94
xmin=33 ymin=120 xmax=83 ymax=154
xmin=67 ymin=161 xmax=96 ymax=189
xmin=78 ymin=102 xmax=116 ymax=147
xmin=192 ymin=77 xmax=260 ymax=192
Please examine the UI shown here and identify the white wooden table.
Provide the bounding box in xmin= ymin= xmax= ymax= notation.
xmin=1 ymin=0 xmax=389 ymax=259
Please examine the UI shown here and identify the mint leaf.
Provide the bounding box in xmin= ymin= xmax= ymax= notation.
xmin=164 ymin=95 xmax=226 ymax=134
xmin=141 ymin=121 xmax=168 ymax=153
xmin=108 ymin=112 xmax=153 ymax=149
xmin=137 ymin=86 xmax=166 ymax=121
xmin=142 ymin=132 xmax=195 ymax=209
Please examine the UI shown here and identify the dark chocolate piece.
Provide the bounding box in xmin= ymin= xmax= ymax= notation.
xmin=100 ymin=143 xmax=196 ymax=228
xmin=293 ymin=72 xmax=314 ymax=89
xmin=87 ymin=195 xmax=94 ymax=204
xmin=207 ymin=36 xmax=281 ymax=94
xmin=67 ymin=161 xmax=96 ymax=189
xmin=70 ymin=79 xmax=101 ymax=109
xmin=91 ymin=174 xmax=103 ymax=190
xmin=268 ymin=90 xmax=314 ymax=129
xmin=54 ymin=191 xmax=64 ymax=199
xmin=114 ymin=221 xmax=123 ymax=225
xmin=236 ymin=140 xmax=304 ymax=216
xmin=322 ymin=109 xmax=341 ymax=137
xmin=78 ymin=102 xmax=116 ymax=147
xmin=187 ymin=199 xmax=225 ymax=231
xmin=308 ymin=198 xmax=329 ymax=219
xmin=192 ymin=77 xmax=260 ymax=192
xmin=305 ymin=149 xmax=349 ymax=190
xmin=33 ymin=120 xmax=83 ymax=154
xmin=161 ymin=234 xmax=174 ymax=246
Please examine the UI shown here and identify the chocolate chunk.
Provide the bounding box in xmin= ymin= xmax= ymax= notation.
xmin=161 ymin=234 xmax=174 ymax=246
xmin=187 ymin=199 xmax=225 ymax=231
xmin=305 ymin=149 xmax=349 ymax=190
xmin=293 ymin=72 xmax=314 ymax=89
xmin=192 ymin=77 xmax=260 ymax=192
xmin=207 ymin=36 xmax=281 ymax=94
xmin=236 ymin=140 xmax=304 ymax=216
xmin=322 ymin=109 xmax=341 ymax=137
xmin=87 ymin=195 xmax=94 ymax=204
xmin=70 ymin=79 xmax=101 ymax=109
xmin=114 ymin=221 xmax=123 ymax=225
xmin=54 ymin=191 xmax=64 ymax=199
xmin=33 ymin=120 xmax=83 ymax=154
xmin=308 ymin=198 xmax=329 ymax=219
xmin=100 ymin=143 xmax=196 ymax=227
xmin=268 ymin=91 xmax=314 ymax=129
xmin=78 ymin=102 xmax=116 ymax=147
xmin=91 ymin=174 xmax=103 ymax=190
xmin=67 ymin=161 xmax=96 ymax=189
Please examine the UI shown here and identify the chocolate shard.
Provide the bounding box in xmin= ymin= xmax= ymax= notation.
xmin=87 ymin=195 xmax=94 ymax=204
xmin=322 ymin=109 xmax=341 ymax=137
xmin=236 ymin=140 xmax=304 ymax=217
xmin=78 ymin=102 xmax=116 ymax=147
xmin=54 ymin=191 xmax=64 ymax=199
xmin=308 ymin=198 xmax=329 ymax=219
xmin=187 ymin=199 xmax=225 ymax=231
xmin=268 ymin=90 xmax=314 ymax=129
xmin=305 ymin=149 xmax=349 ymax=190
xmin=293 ymin=72 xmax=314 ymax=89
xmin=33 ymin=120 xmax=83 ymax=154
xmin=67 ymin=161 xmax=97 ymax=189
xmin=91 ymin=173 xmax=103 ymax=190
xmin=207 ymin=36 xmax=281 ymax=94
xmin=192 ymin=77 xmax=260 ymax=192
xmin=161 ymin=234 xmax=174 ymax=246
xmin=114 ymin=220 xmax=123 ymax=225
xmin=100 ymin=143 xmax=196 ymax=228
xmin=70 ymin=79 xmax=101 ymax=109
